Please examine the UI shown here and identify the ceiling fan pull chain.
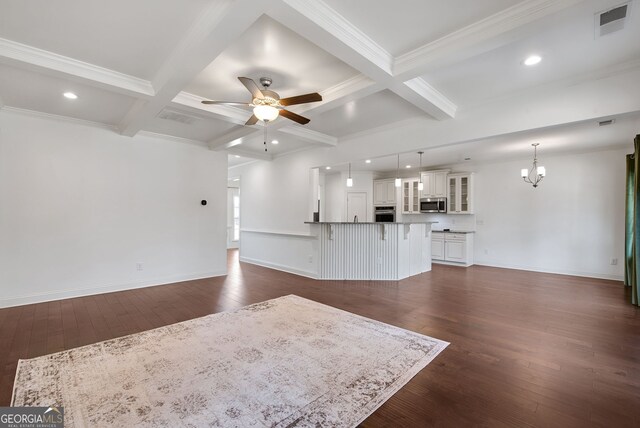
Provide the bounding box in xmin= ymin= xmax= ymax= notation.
xmin=264 ymin=121 xmax=268 ymax=152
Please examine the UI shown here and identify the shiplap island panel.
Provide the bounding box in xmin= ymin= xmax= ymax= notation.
xmin=305 ymin=222 xmax=436 ymax=280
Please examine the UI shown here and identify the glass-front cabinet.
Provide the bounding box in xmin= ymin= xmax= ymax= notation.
xmin=447 ymin=173 xmax=474 ymax=214
xmin=402 ymin=178 xmax=420 ymax=214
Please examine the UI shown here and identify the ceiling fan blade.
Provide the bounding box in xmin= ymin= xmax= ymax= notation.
xmin=245 ymin=114 xmax=259 ymax=126
xmin=238 ymin=77 xmax=264 ymax=99
xmin=279 ymin=92 xmax=322 ymax=106
xmin=201 ymin=100 xmax=250 ymax=106
xmin=280 ymin=109 xmax=310 ymax=125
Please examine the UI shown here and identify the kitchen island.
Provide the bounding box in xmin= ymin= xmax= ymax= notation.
xmin=305 ymin=222 xmax=436 ymax=280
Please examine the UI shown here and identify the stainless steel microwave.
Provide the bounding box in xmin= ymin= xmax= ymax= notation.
xmin=420 ymin=198 xmax=447 ymax=213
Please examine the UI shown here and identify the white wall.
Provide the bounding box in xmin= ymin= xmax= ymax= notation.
xmin=233 ymin=143 xmax=627 ymax=281
xmin=324 ymin=172 xmax=343 ymax=222
xmin=0 ymin=110 xmax=228 ymax=307
xmin=471 ymin=148 xmax=626 ymax=280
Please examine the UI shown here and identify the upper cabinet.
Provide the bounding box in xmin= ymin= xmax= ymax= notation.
xmin=420 ymin=170 xmax=448 ymax=199
xmin=373 ymin=179 xmax=397 ymax=206
xmin=448 ymin=173 xmax=474 ymax=214
xmin=401 ymin=178 xmax=420 ymax=214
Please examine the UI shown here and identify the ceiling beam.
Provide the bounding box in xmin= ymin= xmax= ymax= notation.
xmin=118 ymin=0 xmax=266 ymax=137
xmin=209 ymin=127 xmax=258 ymax=150
xmin=394 ymin=78 xmax=457 ymax=120
xmin=297 ymin=73 xmax=382 ymax=115
xmin=279 ymin=125 xmax=337 ymax=146
xmin=226 ymin=147 xmax=273 ymax=161
xmin=0 ymin=38 xmax=154 ymax=97
xmin=268 ymin=1 xmax=456 ymax=120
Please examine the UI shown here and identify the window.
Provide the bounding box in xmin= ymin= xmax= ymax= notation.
xmin=233 ymin=195 xmax=240 ymax=241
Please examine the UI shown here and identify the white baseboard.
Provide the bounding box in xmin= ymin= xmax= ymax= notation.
xmin=432 ymin=260 xmax=473 ymax=267
xmin=474 ymin=260 xmax=623 ymax=281
xmin=0 ymin=270 xmax=227 ymax=309
xmin=239 ymin=256 xmax=318 ymax=279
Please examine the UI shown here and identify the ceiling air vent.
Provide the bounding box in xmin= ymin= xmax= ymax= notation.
xmin=156 ymin=109 xmax=199 ymax=125
xmin=598 ymin=119 xmax=615 ymax=126
xmin=596 ymin=3 xmax=629 ymax=37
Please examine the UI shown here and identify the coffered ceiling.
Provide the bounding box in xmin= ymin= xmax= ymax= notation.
xmin=0 ymin=0 xmax=639 ymax=165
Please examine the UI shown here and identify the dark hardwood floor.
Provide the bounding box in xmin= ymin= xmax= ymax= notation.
xmin=1 ymin=250 xmax=639 ymax=427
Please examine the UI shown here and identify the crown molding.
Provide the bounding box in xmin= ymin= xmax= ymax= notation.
xmin=403 ymin=77 xmax=457 ymax=118
xmin=321 ymin=73 xmax=374 ymax=101
xmin=137 ymin=131 xmax=209 ymax=148
xmin=209 ymin=127 xmax=260 ymax=150
xmin=279 ymin=125 xmax=337 ymax=146
xmin=172 ymin=91 xmax=249 ymax=125
xmin=0 ymin=38 xmax=155 ymax=97
xmin=280 ymin=0 xmax=393 ymax=75
xmin=393 ymin=0 xmax=584 ymax=78
xmin=0 ymin=106 xmax=118 ymax=131
xmin=228 ymin=158 xmax=260 ymax=170
xmin=226 ymin=146 xmax=273 ymax=161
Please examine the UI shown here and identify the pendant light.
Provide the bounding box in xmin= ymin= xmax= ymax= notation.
xmin=521 ymin=143 xmax=546 ymax=188
xmin=395 ymin=154 xmax=401 ymax=187
xmin=346 ymin=162 xmax=353 ymax=187
xmin=417 ymin=151 xmax=424 ymax=191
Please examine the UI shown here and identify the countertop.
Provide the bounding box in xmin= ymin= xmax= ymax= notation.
xmin=432 ymin=230 xmax=475 ymax=233
xmin=305 ymin=221 xmax=438 ymax=225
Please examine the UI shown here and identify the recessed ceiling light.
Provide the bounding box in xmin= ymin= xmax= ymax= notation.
xmin=234 ymin=155 xmax=240 ymax=158
xmin=325 ymin=166 xmax=331 ymax=170
xmin=233 ymin=178 xmax=239 ymax=182
xmin=272 ymin=140 xmax=279 ymax=144
xmin=365 ymin=159 xmax=371 ymax=164
xmin=405 ymin=165 xmax=411 ymax=169
xmin=524 ymin=55 xmax=542 ymax=66
xmin=63 ymin=92 xmax=78 ymax=99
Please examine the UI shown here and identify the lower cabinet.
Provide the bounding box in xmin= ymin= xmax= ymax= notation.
xmin=431 ymin=232 xmax=474 ymax=267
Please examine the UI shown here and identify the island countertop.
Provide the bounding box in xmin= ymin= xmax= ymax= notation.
xmin=304 ymin=221 xmax=438 ymax=225
xmin=305 ymin=221 xmax=434 ymax=280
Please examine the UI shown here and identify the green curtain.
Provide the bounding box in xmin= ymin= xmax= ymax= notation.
xmin=625 ymin=135 xmax=640 ymax=305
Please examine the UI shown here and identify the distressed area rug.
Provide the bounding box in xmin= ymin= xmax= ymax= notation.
xmin=12 ymin=295 xmax=448 ymax=427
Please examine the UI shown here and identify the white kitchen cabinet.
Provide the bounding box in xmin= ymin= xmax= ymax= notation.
xmin=374 ymin=179 xmax=397 ymax=205
xmin=431 ymin=233 xmax=444 ymax=260
xmin=420 ymin=170 xmax=449 ymax=198
xmin=431 ymin=232 xmax=474 ymax=266
xmin=448 ymin=173 xmax=474 ymax=214
xmin=401 ymin=178 xmax=420 ymax=214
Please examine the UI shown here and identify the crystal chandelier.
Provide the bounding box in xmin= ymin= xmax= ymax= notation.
xmin=521 ymin=143 xmax=546 ymax=188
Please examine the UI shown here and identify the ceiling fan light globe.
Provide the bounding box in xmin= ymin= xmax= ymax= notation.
xmin=253 ymin=105 xmax=279 ymax=122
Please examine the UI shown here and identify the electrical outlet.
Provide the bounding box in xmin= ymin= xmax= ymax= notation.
xmin=610 ymin=258 xmax=618 ymax=266
xmin=484 ymin=249 xmax=489 ymax=255
xmin=477 ymin=220 xmax=484 ymax=225
xmin=136 ymin=263 xmax=143 ymax=271
xmin=308 ymin=255 xmax=313 ymax=263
